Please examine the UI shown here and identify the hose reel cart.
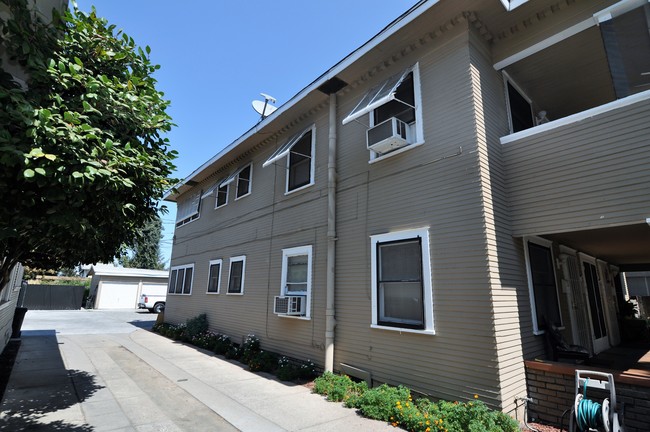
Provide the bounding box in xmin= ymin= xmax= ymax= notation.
xmin=569 ymin=370 xmax=623 ymax=432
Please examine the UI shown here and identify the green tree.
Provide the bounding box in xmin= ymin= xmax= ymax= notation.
xmin=119 ymin=214 xmax=165 ymax=270
xmin=0 ymin=1 xmax=177 ymax=295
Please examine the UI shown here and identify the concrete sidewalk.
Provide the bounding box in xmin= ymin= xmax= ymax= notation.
xmin=0 ymin=310 xmax=394 ymax=431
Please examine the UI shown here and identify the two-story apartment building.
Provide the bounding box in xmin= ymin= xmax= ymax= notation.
xmin=164 ymin=0 xmax=650 ymax=418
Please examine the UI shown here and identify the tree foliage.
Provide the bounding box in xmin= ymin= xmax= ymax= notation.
xmin=119 ymin=214 xmax=165 ymax=270
xmin=0 ymin=1 xmax=177 ymax=294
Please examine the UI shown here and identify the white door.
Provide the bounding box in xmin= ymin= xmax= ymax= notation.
xmin=597 ymin=262 xmax=621 ymax=347
xmin=561 ymin=253 xmax=593 ymax=352
xmin=97 ymin=281 xmax=139 ymax=309
xmin=581 ymin=257 xmax=610 ymax=354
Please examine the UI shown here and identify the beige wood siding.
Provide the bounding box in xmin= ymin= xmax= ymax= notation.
xmin=503 ymin=97 xmax=650 ymax=237
xmin=468 ymin=28 xmax=536 ymax=413
xmin=334 ymin=26 xmax=509 ymax=408
xmin=166 ymin=113 xmax=330 ymax=363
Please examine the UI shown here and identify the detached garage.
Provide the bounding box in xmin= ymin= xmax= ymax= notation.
xmin=88 ymin=266 xmax=169 ymax=310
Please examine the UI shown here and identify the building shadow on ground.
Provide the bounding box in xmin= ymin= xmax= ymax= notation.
xmin=1 ymin=334 xmax=103 ymax=431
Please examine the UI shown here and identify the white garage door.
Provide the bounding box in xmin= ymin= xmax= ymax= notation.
xmin=97 ymin=282 xmax=139 ymax=309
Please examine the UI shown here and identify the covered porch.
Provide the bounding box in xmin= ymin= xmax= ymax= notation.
xmin=524 ymin=341 xmax=650 ymax=431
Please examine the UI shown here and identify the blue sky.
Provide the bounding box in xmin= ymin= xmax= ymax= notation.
xmin=74 ymin=1 xmax=418 ymax=267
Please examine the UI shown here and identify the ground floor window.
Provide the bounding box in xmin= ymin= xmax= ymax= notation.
xmin=279 ymin=245 xmax=312 ymax=318
xmin=168 ymin=264 xmax=194 ymax=295
xmin=227 ymin=256 xmax=246 ymax=295
xmin=370 ymin=228 xmax=434 ymax=333
xmin=207 ymin=259 xmax=222 ymax=294
xmin=524 ymin=238 xmax=562 ymax=333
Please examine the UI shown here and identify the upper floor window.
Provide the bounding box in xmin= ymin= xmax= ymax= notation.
xmin=202 ymin=179 xmax=229 ymax=209
xmin=263 ymin=126 xmax=315 ymax=193
xmin=370 ymin=227 xmax=434 ymax=334
xmin=236 ymin=165 xmax=252 ymax=199
xmin=168 ymin=264 xmax=194 ymax=295
xmin=343 ymin=63 xmax=423 ymax=159
xmin=220 ymin=164 xmax=252 ymax=201
xmin=227 ymin=256 xmax=246 ymax=295
xmin=215 ymin=184 xmax=228 ymax=208
xmin=176 ymin=191 xmax=201 ymax=227
xmin=524 ymin=237 xmax=562 ymax=334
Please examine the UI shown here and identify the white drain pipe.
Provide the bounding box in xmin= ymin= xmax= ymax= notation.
xmin=325 ymin=92 xmax=337 ymax=372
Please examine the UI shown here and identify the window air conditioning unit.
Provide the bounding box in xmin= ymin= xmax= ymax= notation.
xmin=366 ymin=117 xmax=408 ymax=154
xmin=274 ymin=296 xmax=306 ymax=316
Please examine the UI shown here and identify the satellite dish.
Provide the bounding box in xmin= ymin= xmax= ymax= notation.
xmin=252 ymin=93 xmax=277 ymax=119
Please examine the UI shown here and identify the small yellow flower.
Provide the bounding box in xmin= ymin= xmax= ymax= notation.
xmin=391 ymin=422 xmax=397 ymax=427
xmin=426 ymin=420 xmax=430 ymax=426
xmin=474 ymin=394 xmax=479 ymax=399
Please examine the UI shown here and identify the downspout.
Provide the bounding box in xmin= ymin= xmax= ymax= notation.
xmin=325 ymin=92 xmax=337 ymax=372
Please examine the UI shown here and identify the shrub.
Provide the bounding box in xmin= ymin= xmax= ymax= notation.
xmin=276 ymin=357 xmax=317 ymax=382
xmin=313 ymin=372 xmax=367 ymax=402
xmin=212 ymin=334 xmax=233 ymax=355
xmin=224 ymin=344 xmax=241 ymax=360
xmin=192 ymin=331 xmax=220 ymax=350
xmin=248 ymin=350 xmax=278 ymax=372
xmin=185 ymin=314 xmax=209 ymax=340
xmin=152 ymin=322 xmax=172 ymax=335
xmin=240 ymin=334 xmax=261 ymax=364
xmin=170 ymin=323 xmax=187 ymax=341
xmin=299 ymin=359 xmax=316 ymax=380
xmin=351 ymin=384 xmax=410 ymax=422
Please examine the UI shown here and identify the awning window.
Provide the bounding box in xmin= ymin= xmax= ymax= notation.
xmin=220 ymin=167 xmax=244 ymax=187
xmin=342 ymin=66 xmax=414 ymax=125
xmin=176 ymin=190 xmax=201 ymax=223
xmin=263 ymin=127 xmax=312 ymax=168
xmin=201 ymin=178 xmax=225 ymax=199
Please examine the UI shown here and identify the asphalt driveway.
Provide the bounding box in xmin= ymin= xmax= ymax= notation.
xmin=0 ymin=309 xmax=394 ymax=432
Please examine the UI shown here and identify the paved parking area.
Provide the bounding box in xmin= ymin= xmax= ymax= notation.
xmin=0 ymin=309 xmax=394 ymax=431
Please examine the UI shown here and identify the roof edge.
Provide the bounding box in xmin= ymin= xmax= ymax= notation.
xmin=165 ymin=0 xmax=436 ymax=202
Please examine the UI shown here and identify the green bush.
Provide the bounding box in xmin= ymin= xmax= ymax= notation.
xmin=170 ymin=323 xmax=187 ymax=341
xmin=313 ymin=372 xmax=367 ymax=402
xmin=350 ymin=384 xmax=410 ymax=422
xmin=212 ymin=334 xmax=233 ymax=355
xmin=192 ymin=331 xmax=220 ymax=350
xmin=224 ymin=344 xmax=241 ymax=360
xmin=240 ymin=334 xmax=261 ymax=364
xmin=313 ymin=375 xmax=519 ymax=432
xmin=185 ymin=314 xmax=209 ymax=340
xmin=277 ymin=357 xmax=317 ymax=381
xmin=248 ymin=350 xmax=278 ymax=372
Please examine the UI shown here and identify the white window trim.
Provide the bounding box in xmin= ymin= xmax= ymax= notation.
xmin=234 ymin=164 xmax=253 ymax=201
xmin=169 ymin=263 xmax=194 ymax=296
xmin=263 ymin=126 xmax=312 ymax=167
xmin=523 ymin=236 xmax=564 ymax=335
xmin=503 ymin=71 xmax=534 ymax=135
xmin=227 ymin=255 xmax=246 ymax=295
xmin=278 ymin=245 xmax=312 ymax=319
xmin=367 ymin=63 xmax=424 ymax=162
xmin=285 ymin=126 xmax=316 ymax=195
xmin=214 ymin=184 xmax=228 ymax=209
xmin=370 ymin=227 xmax=434 ymax=335
xmin=206 ymin=259 xmax=223 ymax=294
